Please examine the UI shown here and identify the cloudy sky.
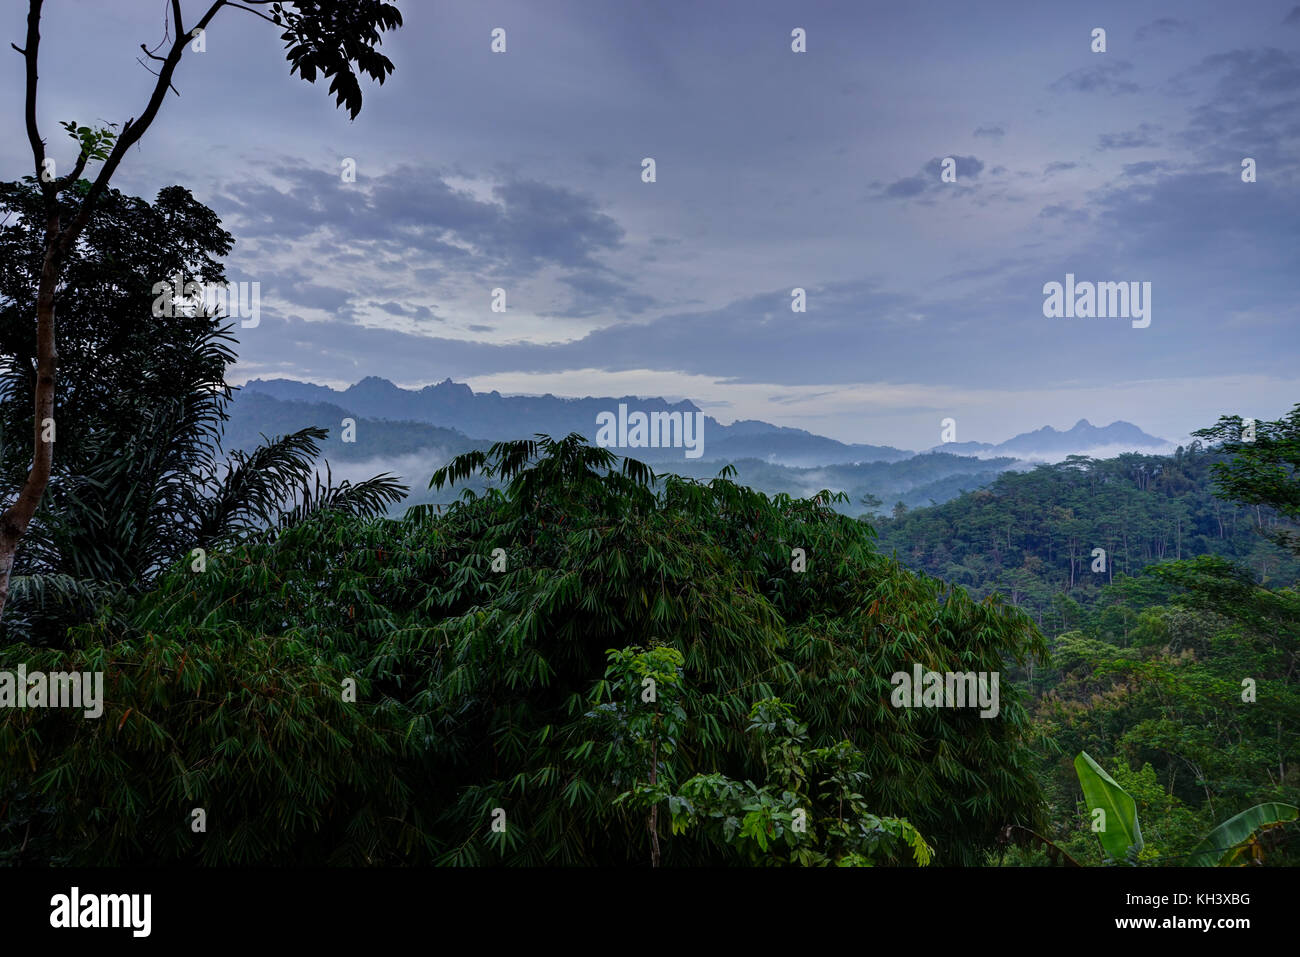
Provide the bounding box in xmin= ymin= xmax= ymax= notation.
xmin=3 ymin=0 xmax=1299 ymax=448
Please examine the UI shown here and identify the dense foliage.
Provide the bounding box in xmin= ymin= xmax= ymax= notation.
xmin=1 ymin=435 xmax=1047 ymax=865
xmin=875 ymin=447 xmax=1300 ymax=630
xmin=0 ymin=179 xmax=404 ymax=645
xmin=1009 ymin=556 xmax=1300 ymax=866
xmin=977 ymin=410 xmax=1300 ymax=866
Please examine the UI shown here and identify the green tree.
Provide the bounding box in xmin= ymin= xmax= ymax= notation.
xmin=592 ymin=645 xmax=688 ymax=867
xmin=858 ymin=491 xmax=883 ymax=516
xmin=667 ymin=698 xmax=932 ymax=866
xmin=0 ymin=180 xmax=405 ymax=646
xmin=2 ymin=435 xmax=1049 ymax=865
xmin=0 ymin=0 xmax=404 ymax=622
xmin=1195 ymin=406 xmax=1300 ymax=555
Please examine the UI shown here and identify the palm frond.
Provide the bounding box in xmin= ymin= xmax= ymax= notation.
xmin=274 ymin=460 xmax=408 ymax=532
xmin=198 ymin=427 xmax=325 ymax=542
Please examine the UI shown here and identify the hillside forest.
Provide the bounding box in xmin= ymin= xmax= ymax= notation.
xmin=0 ymin=180 xmax=1296 ymax=867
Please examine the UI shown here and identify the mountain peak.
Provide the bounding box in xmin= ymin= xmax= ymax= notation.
xmin=428 ymin=377 xmax=474 ymax=398
xmin=352 ymin=375 xmax=396 ymax=390
xmin=925 ymin=417 xmax=1169 ymax=459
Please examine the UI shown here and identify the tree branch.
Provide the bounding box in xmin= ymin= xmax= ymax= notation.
xmin=52 ymin=151 xmax=88 ymax=191
xmin=62 ymin=0 xmax=227 ymax=253
xmin=135 ymin=50 xmax=183 ymax=95
xmin=226 ymin=2 xmax=280 ymax=25
xmin=21 ymin=0 xmax=48 ymax=194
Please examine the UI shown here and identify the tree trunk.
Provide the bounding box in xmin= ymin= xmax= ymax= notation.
xmin=0 ymin=220 xmax=60 ymax=621
xmin=0 ymin=0 xmax=203 ymax=625
xmin=648 ymin=736 xmax=661 ymax=867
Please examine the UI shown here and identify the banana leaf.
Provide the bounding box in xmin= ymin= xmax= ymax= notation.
xmin=1185 ymin=803 xmax=1299 ymax=867
xmin=1074 ymin=751 xmax=1143 ymax=863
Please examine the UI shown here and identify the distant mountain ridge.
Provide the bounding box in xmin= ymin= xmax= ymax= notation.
xmin=238 ymin=376 xmax=913 ymax=465
xmin=925 ymin=417 xmax=1170 ymax=458
xmin=221 ymin=391 xmax=487 ymax=461
xmin=236 ymin=377 xmax=1171 ymax=467
xmin=225 ymin=379 xmax=1183 ymax=519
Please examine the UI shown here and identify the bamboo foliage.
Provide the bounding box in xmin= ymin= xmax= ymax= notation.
xmin=2 ymin=434 xmax=1048 ymax=865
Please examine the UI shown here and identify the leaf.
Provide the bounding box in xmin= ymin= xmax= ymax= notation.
xmin=1074 ymin=751 xmax=1143 ymax=863
xmin=1185 ymin=803 xmax=1299 ymax=867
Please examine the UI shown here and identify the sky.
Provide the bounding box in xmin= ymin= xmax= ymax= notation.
xmin=2 ymin=0 xmax=1299 ymax=449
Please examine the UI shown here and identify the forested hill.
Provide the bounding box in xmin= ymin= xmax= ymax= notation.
xmin=873 ymin=445 xmax=1300 ymax=629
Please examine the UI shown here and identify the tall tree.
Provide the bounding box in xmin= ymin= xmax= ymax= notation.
xmin=0 ymin=179 xmax=407 ymax=645
xmin=1195 ymin=407 xmax=1300 ymax=556
xmin=0 ymin=0 xmax=403 ymax=621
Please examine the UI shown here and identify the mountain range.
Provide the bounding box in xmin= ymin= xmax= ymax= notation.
xmin=238 ymin=376 xmax=915 ymax=466
xmin=238 ymin=376 xmax=1169 ymax=464
xmin=925 ymin=418 xmax=1172 ymax=460
xmin=227 ymin=377 xmax=1174 ymax=514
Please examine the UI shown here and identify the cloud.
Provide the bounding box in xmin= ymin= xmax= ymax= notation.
xmin=1038 ymin=204 xmax=1089 ymax=224
xmin=884 ymin=175 xmax=928 ymax=198
xmin=1097 ymin=123 xmax=1161 ymax=150
xmin=552 ymin=271 xmax=658 ymax=318
xmin=487 ymin=179 xmax=625 ymax=273
xmin=1175 ymin=49 xmax=1300 ymax=159
xmin=1136 ymin=18 xmax=1194 ymax=42
xmin=925 ymin=155 xmax=985 ymax=179
xmin=1050 ymin=61 xmax=1140 ymax=95
xmin=219 ymin=163 xmax=626 ymax=277
xmin=1090 ymin=166 xmax=1300 ymax=261
xmin=880 ymin=155 xmax=985 ymax=200
xmin=1285 ymin=6 xmax=1300 ymax=26
xmin=1121 ymin=161 xmax=1169 ymax=176
xmin=213 ymin=161 xmax=657 ymax=324
xmin=258 ymin=268 xmax=358 ymax=319
xmin=973 ymin=125 xmax=1006 ymax=139
xmin=1044 ymin=161 xmax=1079 ymax=175
xmin=371 ymin=300 xmax=442 ymax=321
xmin=1197 ymin=48 xmax=1300 ymax=99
